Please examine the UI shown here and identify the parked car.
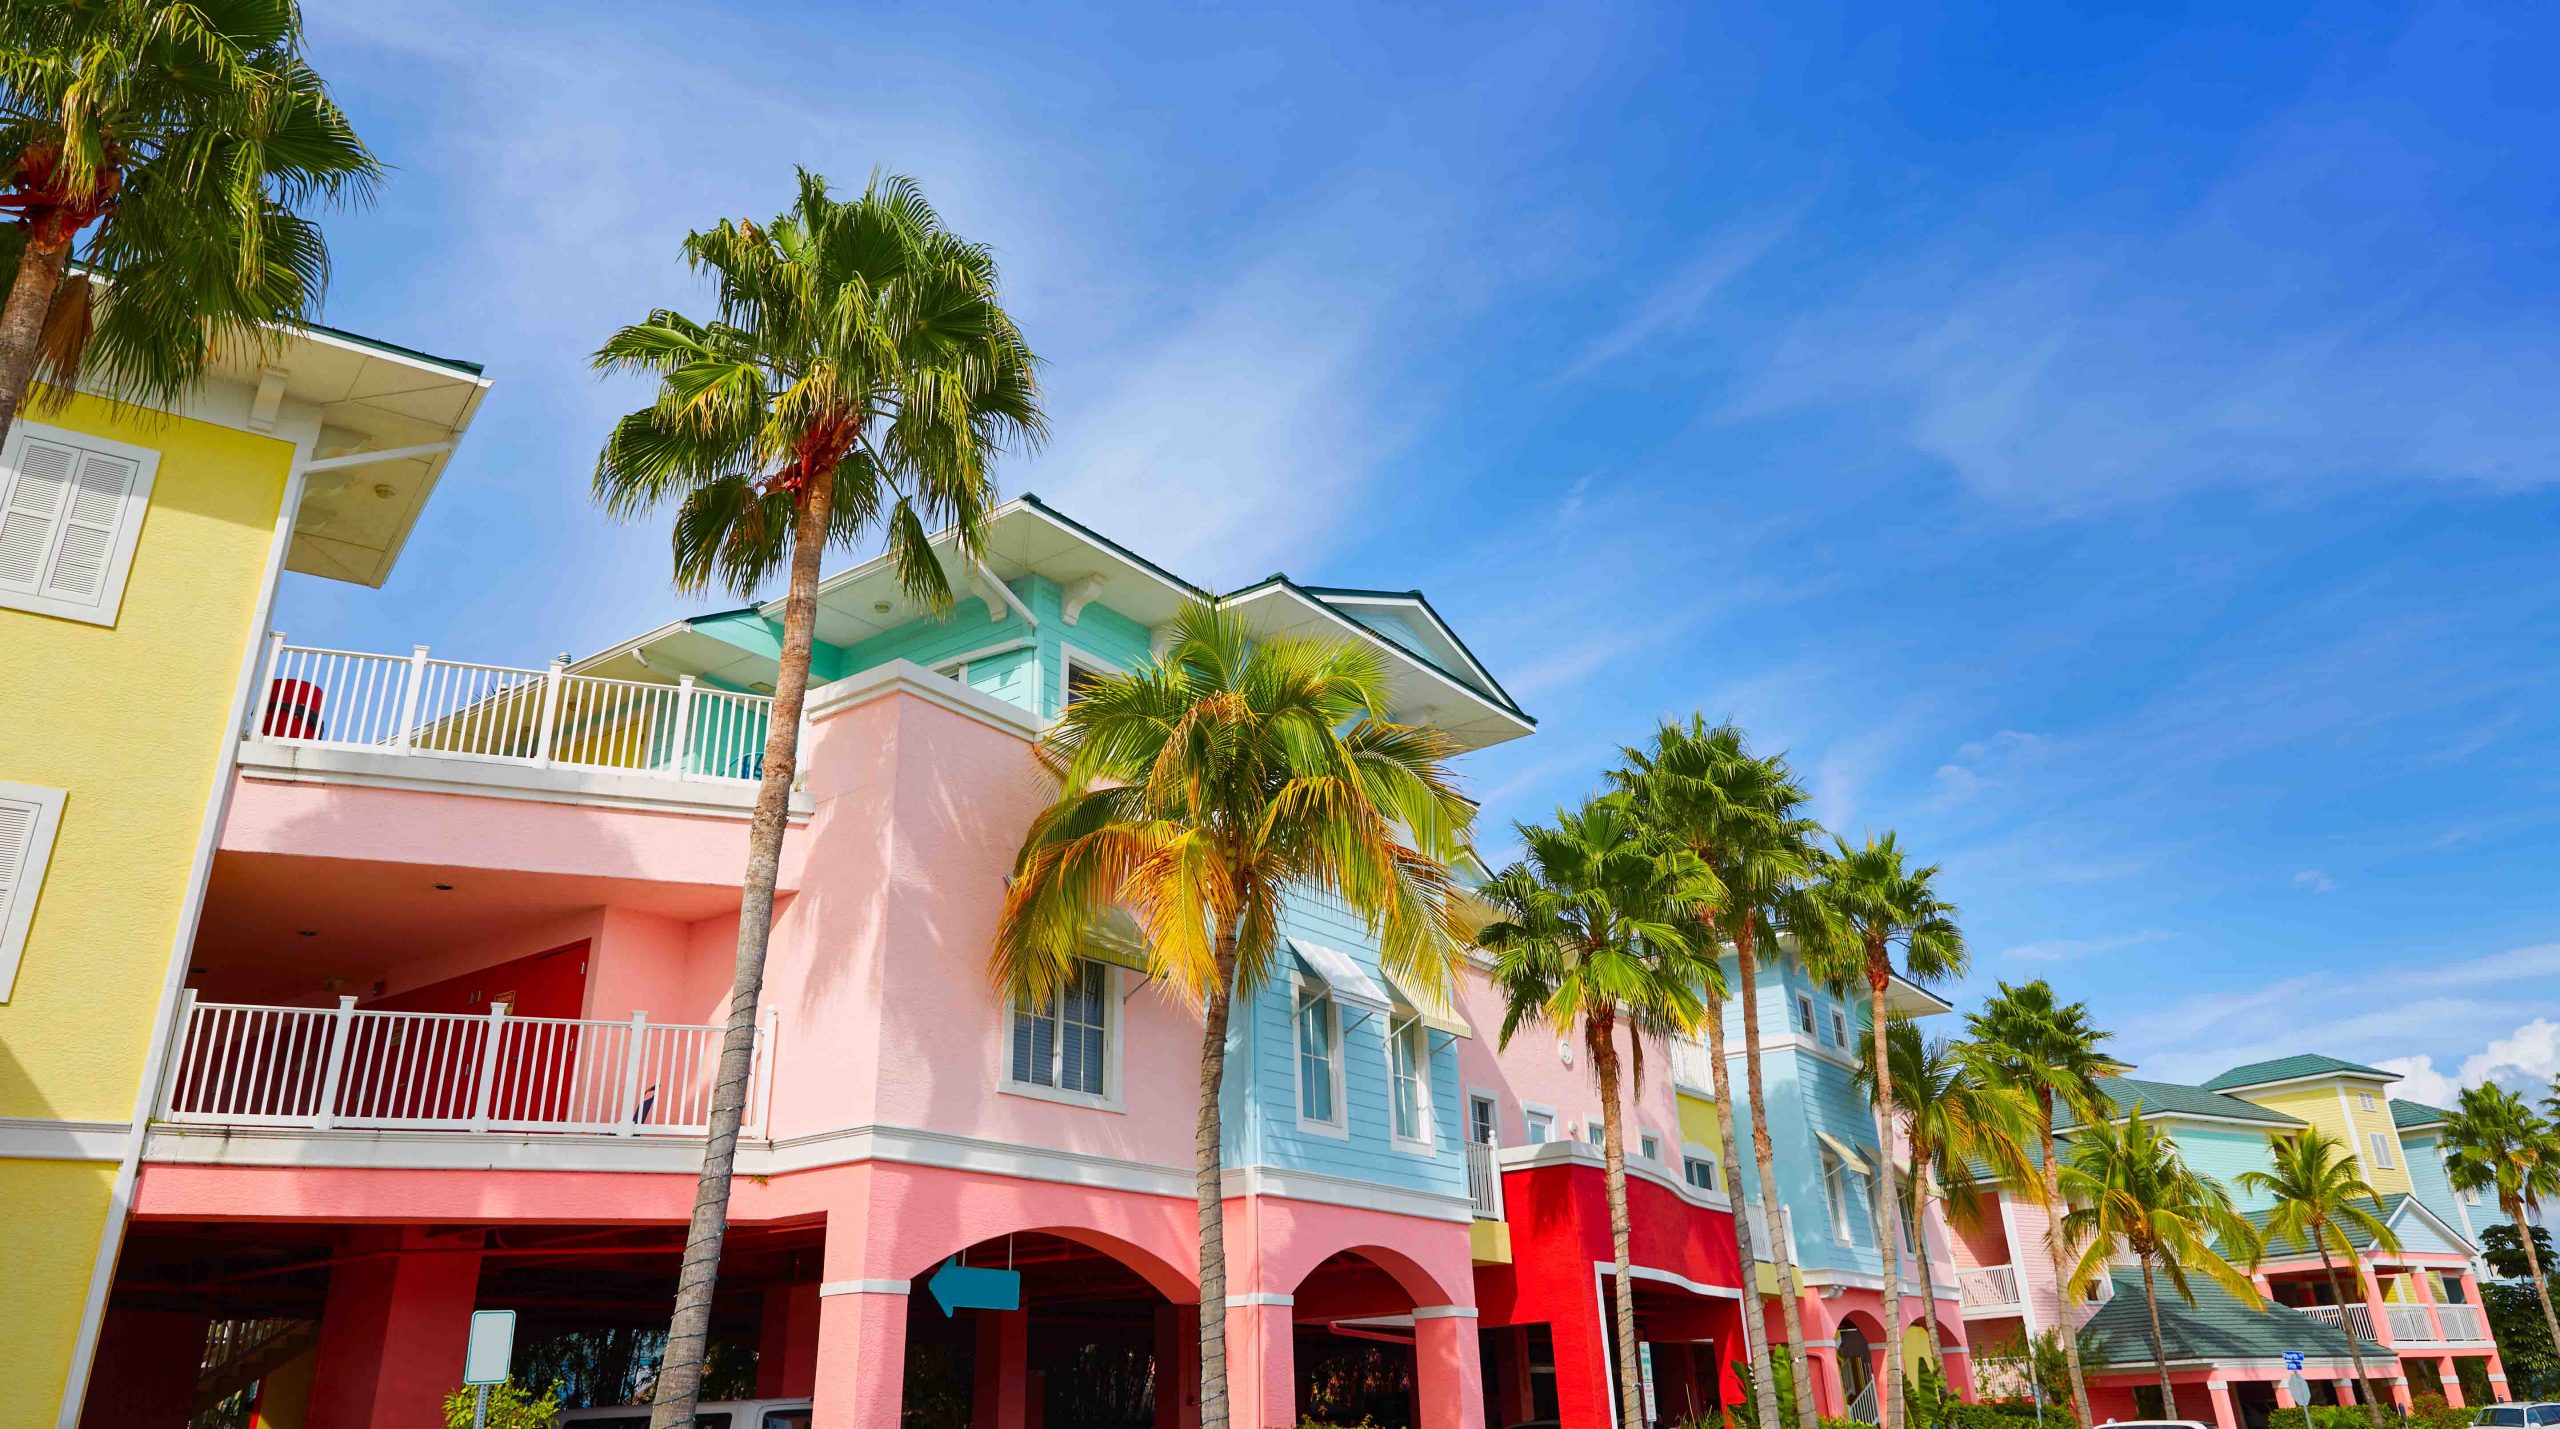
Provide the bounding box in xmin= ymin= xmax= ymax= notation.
xmin=2476 ymin=1406 xmax=2560 ymax=1428
xmin=556 ymin=1401 xmax=813 ymax=1429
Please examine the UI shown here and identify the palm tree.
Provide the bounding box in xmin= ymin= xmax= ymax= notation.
xmin=2444 ymin=1084 xmax=2560 ymax=1362
xmin=1855 ymin=1019 xmax=2037 ymax=1372
xmin=1478 ymin=795 xmax=1723 ymax=1429
xmin=1967 ymin=980 xmax=2119 ymax=1427
xmin=991 ymin=601 xmax=1473 ymax=1429
xmin=1817 ymin=833 xmax=1964 ymax=1429
xmin=2059 ymin=1106 xmax=2266 ymax=1420
xmin=1613 ymin=717 xmax=1821 ymax=1429
xmin=0 ymin=0 xmax=380 ymax=442
xmin=593 ymin=169 xmax=1042 ymax=1429
xmin=2235 ymin=1130 xmax=2401 ymax=1422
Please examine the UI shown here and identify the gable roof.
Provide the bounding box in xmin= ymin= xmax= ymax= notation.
xmin=2203 ymin=1053 xmax=2395 ymax=1090
xmin=2244 ymin=1192 xmax=2477 ymax=1258
xmin=2391 ymin=1098 xmax=2453 ymax=1131
xmin=2056 ymin=1076 xmax=2309 ymax=1130
xmin=2080 ymin=1270 xmax=2385 ymax=1367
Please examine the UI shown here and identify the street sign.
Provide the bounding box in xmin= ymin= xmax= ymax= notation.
xmin=925 ymin=1256 xmax=1022 ymax=1317
xmin=2282 ymin=1351 xmax=2305 ymax=1372
xmin=464 ymin=1309 xmax=516 ymax=1385
xmin=2286 ymin=1371 xmax=2311 ymax=1408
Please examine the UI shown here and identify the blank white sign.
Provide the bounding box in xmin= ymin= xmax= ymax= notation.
xmin=464 ymin=1309 xmax=516 ymax=1385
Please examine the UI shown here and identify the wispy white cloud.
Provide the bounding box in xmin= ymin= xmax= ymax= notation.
xmin=2377 ymin=1019 xmax=2560 ymax=1107
xmin=1999 ymin=930 xmax=2172 ymax=964
xmin=1561 ymin=212 xmax=1801 ymax=382
xmin=2291 ymin=869 xmax=2336 ymax=894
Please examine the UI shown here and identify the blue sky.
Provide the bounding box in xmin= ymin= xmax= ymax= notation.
xmin=279 ymin=0 xmax=2560 ymax=1101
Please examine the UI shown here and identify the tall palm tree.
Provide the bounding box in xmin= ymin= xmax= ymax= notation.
xmin=594 ymin=169 xmax=1042 ymax=1429
xmin=2236 ymin=1130 xmax=2401 ymax=1422
xmin=1817 ymin=833 xmax=1964 ymax=1429
xmin=992 ymin=601 xmax=1473 ymax=1429
xmin=1855 ymin=1019 xmax=2037 ymax=1371
xmin=0 ymin=0 xmax=380 ymax=442
xmin=1614 ymin=717 xmax=1821 ymax=1429
xmin=1967 ymin=980 xmax=2119 ymax=1427
xmin=1479 ymin=796 xmax=1723 ymax=1429
xmin=2444 ymin=1084 xmax=2560 ymax=1362
xmin=2060 ymin=1107 xmax=2265 ymax=1420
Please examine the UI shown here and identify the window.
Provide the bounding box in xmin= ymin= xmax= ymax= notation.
xmin=1060 ymin=648 xmax=1124 ymax=712
xmin=1684 ymin=1154 xmax=1719 ymax=1192
xmin=1831 ymin=1008 xmax=1849 ymax=1047
xmin=0 ymin=424 xmax=158 ymax=627
xmin=1898 ymin=1189 xmax=1922 ymax=1256
xmin=1524 ymin=1108 xmax=1554 ymax=1144
xmin=1007 ymin=960 xmax=1110 ymax=1100
xmin=1822 ymin=1148 xmax=1854 ymax=1241
xmin=2358 ymin=1091 xmax=2378 ymax=1112
xmin=1469 ymin=1095 xmax=1499 ymax=1147
xmin=2463 ymin=1186 xmax=2483 ymax=1207
xmin=1640 ymin=1132 xmax=1661 ymax=1162
xmin=1585 ymin=1121 xmax=1605 ymax=1148
xmin=2368 ymin=1131 xmax=2396 ymax=1169
xmin=1296 ymin=988 xmax=1343 ymax=1129
xmin=1388 ymin=1014 xmax=1431 ymax=1147
xmin=0 ymin=781 xmax=67 ymax=1001
xmin=1795 ymin=994 xmax=1816 ymax=1036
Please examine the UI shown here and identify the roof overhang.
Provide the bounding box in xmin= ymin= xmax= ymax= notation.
xmin=1221 ymin=580 xmax=1534 ymax=752
xmin=2208 ymin=1069 xmax=2400 ymax=1096
xmin=1814 ymin=1129 xmax=1871 ymax=1175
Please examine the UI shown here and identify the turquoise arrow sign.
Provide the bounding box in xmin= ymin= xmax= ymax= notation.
xmin=923 ymin=1256 xmax=1021 ymax=1317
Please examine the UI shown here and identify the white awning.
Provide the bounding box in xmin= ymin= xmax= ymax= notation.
xmin=1815 ymin=1130 xmax=1872 ymax=1175
xmin=1378 ymin=964 xmax=1472 ymax=1039
xmin=1288 ymin=937 xmax=1392 ymax=1015
xmin=1082 ymin=909 xmax=1153 ymax=974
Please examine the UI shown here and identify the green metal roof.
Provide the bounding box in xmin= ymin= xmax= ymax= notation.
xmin=2244 ymin=1192 xmax=2411 ymax=1254
xmin=2391 ymin=1098 xmax=2452 ymax=1131
xmin=305 ymin=318 xmax=487 ymax=376
xmin=2056 ymin=1076 xmax=2309 ymax=1130
xmin=2202 ymin=1054 xmax=2393 ymax=1090
xmin=2080 ymin=1270 xmax=2386 ymax=1367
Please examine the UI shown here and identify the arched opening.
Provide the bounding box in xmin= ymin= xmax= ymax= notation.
xmin=898 ymin=1230 xmax=1189 ymax=1429
xmin=1837 ymin=1316 xmax=1880 ymax=1418
xmin=1291 ymin=1249 xmax=1433 ymax=1428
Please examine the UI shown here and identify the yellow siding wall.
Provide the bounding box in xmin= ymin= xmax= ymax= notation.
xmin=1679 ymin=1089 xmax=1724 ymax=1155
xmin=2236 ymin=1081 xmax=2415 ymax=1195
xmin=0 ymin=390 xmax=291 ymax=1426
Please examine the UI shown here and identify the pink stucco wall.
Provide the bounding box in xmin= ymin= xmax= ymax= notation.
xmin=1448 ymin=960 xmax=1688 ymax=1167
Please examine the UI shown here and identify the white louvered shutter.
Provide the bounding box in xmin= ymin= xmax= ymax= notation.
xmin=0 ymin=429 xmax=153 ymax=619
xmin=43 ymin=442 xmax=142 ymax=603
xmin=0 ymin=437 xmax=74 ymax=594
xmin=0 ymin=793 xmax=42 ymax=964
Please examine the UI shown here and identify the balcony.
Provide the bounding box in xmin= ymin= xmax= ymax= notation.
xmin=1671 ymin=1037 xmax=1716 ymax=1094
xmin=240 ymin=639 xmax=797 ymax=815
xmin=2297 ymin=1301 xmax=2483 ymax=1345
xmin=1465 ymin=1140 xmax=1506 ymax=1220
xmin=156 ymin=994 xmax=765 ymax=1139
xmin=1958 ymin=1262 xmax=2024 ymax=1314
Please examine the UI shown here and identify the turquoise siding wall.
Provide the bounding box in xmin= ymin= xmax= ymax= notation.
xmin=1718 ymin=946 xmax=1891 ymax=1276
xmin=2167 ymin=1124 xmax=2282 ymax=1211
xmin=1227 ymin=885 xmax=1466 ymax=1200
xmin=2404 ymin=1130 xmax=2506 ymax=1248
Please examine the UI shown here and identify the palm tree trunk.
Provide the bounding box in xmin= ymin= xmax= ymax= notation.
xmin=0 ymin=237 xmax=69 ymax=446
xmin=2139 ymin=1256 xmax=2177 ymax=1420
xmin=1708 ymin=981 xmax=1786 ymax=1429
xmin=1737 ymin=919 xmax=1819 ymax=1429
xmin=2512 ymin=1194 xmax=2560 ymax=1365
xmin=1195 ymin=928 xmax=1242 ymax=1429
xmin=1869 ymin=953 xmax=1906 ymax=1429
xmin=2039 ymin=1099 xmax=2094 ymax=1427
xmin=2316 ymin=1238 xmax=2384 ymax=1424
xmin=1594 ymin=1020 xmax=1646 ymax=1429
xmin=649 ymin=465 xmax=836 ymax=1429
xmin=1912 ymin=1155 xmax=1944 ymax=1371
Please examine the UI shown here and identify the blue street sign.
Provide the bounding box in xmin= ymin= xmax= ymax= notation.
xmin=2283 ymin=1351 xmax=2305 ymax=1372
xmin=924 ymin=1256 xmax=1022 ymax=1317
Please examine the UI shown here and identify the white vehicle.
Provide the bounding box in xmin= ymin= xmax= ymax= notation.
xmin=555 ymin=1400 xmax=813 ymax=1429
xmin=2477 ymin=1406 xmax=2560 ymax=1428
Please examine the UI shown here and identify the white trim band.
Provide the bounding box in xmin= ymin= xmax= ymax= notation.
xmin=1412 ymin=1305 xmax=1479 ymax=1320
xmin=1227 ymin=1293 xmax=1295 ymax=1308
xmin=821 ymin=1279 xmax=912 ymax=1297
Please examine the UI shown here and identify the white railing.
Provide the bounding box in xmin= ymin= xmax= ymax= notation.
xmin=2434 ymin=1303 xmax=2487 ymax=1341
xmin=1465 ymin=1140 xmax=1506 ymax=1220
xmin=2299 ymin=1300 xmax=2465 ymax=1344
xmin=250 ymin=639 xmax=775 ymax=783
xmin=2386 ymin=1303 xmax=2437 ymax=1342
xmin=2300 ymin=1303 xmax=2374 ymax=1340
xmin=1960 ymin=1262 xmax=2022 ymax=1310
xmin=1671 ymin=1037 xmax=1715 ymax=1093
xmin=159 ymin=993 xmax=765 ymax=1138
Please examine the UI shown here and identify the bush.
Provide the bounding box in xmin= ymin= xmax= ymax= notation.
xmin=440 ymin=1381 xmax=563 ymax=1429
xmin=1946 ymin=1403 xmax=2073 ymax=1429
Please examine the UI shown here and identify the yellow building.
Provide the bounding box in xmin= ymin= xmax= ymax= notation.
xmin=0 ymin=330 xmax=485 ymax=1429
xmin=2202 ymin=1052 xmax=2415 ymax=1196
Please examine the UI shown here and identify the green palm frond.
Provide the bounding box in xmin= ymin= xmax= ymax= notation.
xmin=2059 ymin=1106 xmax=2266 ymax=1310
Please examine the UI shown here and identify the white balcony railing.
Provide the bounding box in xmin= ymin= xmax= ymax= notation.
xmin=2297 ymin=1300 xmax=2476 ymax=1345
xmin=158 ymin=993 xmax=763 ymax=1138
xmin=250 ymin=639 xmax=776 ymax=783
xmin=2434 ymin=1303 xmax=2488 ymax=1341
xmin=1959 ymin=1262 xmax=2023 ymax=1310
xmin=1671 ymin=1037 xmax=1716 ymax=1093
xmin=2386 ymin=1303 xmax=2437 ymax=1342
xmin=2300 ymin=1303 xmax=2374 ymax=1340
xmin=1465 ymin=1140 xmax=1506 ymax=1220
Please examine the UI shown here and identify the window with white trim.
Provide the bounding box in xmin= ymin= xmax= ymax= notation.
xmin=1524 ymin=1108 xmax=1554 ymax=1144
xmin=1296 ymin=988 xmax=1344 ymax=1129
xmin=1898 ymin=1187 xmax=1922 ymax=1256
xmin=1822 ymin=1148 xmax=1854 ymax=1241
xmin=1831 ymin=1008 xmax=1849 ymax=1047
xmin=1007 ymin=959 xmax=1112 ymax=1101
xmin=1795 ymin=994 xmax=1817 ymax=1036
xmin=1684 ymin=1152 xmax=1719 ymax=1192
xmin=1468 ymin=1094 xmax=1499 ymax=1147
xmin=0 ymin=781 xmax=68 ymax=1001
xmin=0 ymin=424 xmax=159 ymax=626
xmin=1388 ymin=1013 xmax=1431 ymax=1147
xmin=1640 ymin=1132 xmax=1661 ymax=1162
xmin=1061 ymin=647 xmax=1118 ymax=708
xmin=2369 ymin=1131 xmax=2396 ymax=1169
xmin=1585 ymin=1120 xmax=1605 ymax=1148
xmin=2358 ymin=1091 xmax=2378 ymax=1112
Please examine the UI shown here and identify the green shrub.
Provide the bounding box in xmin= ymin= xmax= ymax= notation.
xmin=440 ymin=1381 xmax=563 ymax=1429
xmin=2409 ymin=1394 xmax=2476 ymax=1429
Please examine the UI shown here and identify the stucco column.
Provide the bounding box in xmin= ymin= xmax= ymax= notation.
xmin=2207 ymin=1379 xmax=2239 ymax=1429
xmin=1545 ymin=1286 xmax=1616 ymax=1429
xmin=812 ymin=1288 xmax=910 ymax=1429
xmin=1154 ymin=1305 xmax=1201 ymax=1429
xmin=759 ymin=1281 xmax=822 ymax=1398
xmin=2410 ymin=1264 xmax=2449 ymax=1343
xmin=2359 ymin=1262 xmax=2396 ymax=1351
xmin=305 ymin=1228 xmax=483 ymax=1429
xmin=75 ymin=1308 xmax=210 ymax=1429
xmin=2438 ymin=1357 xmax=2464 ymax=1408
xmin=1414 ymin=1308 xmax=1486 ymax=1429
xmin=1227 ymin=1300 xmax=1297 ymax=1429
xmin=970 ymin=1308 xmax=1030 ymax=1429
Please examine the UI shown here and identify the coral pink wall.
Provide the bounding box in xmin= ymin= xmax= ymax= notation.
xmin=1449 ymin=961 xmax=1687 ymax=1168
